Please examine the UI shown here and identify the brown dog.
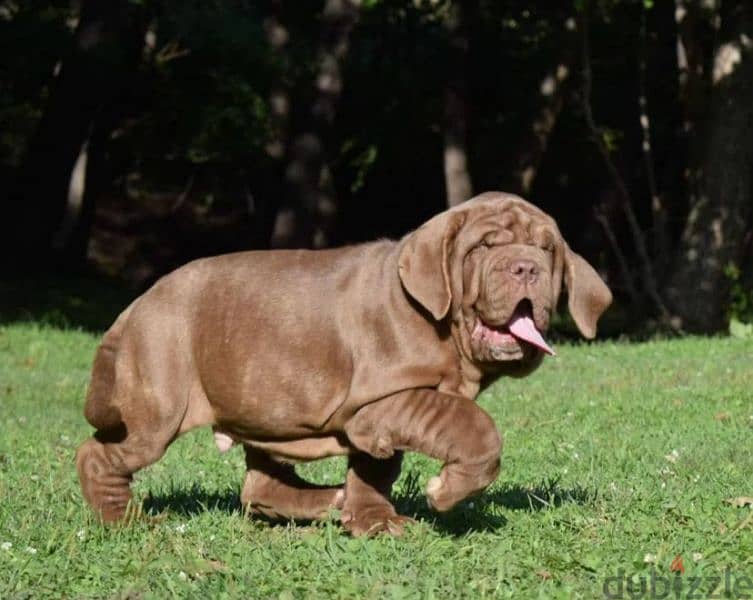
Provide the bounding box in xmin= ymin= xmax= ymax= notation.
xmin=76 ymin=192 xmax=612 ymax=535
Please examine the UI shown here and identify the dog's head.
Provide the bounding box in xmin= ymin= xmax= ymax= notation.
xmin=398 ymin=192 xmax=612 ymax=374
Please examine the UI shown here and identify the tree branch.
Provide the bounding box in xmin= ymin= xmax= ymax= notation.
xmin=442 ymin=0 xmax=475 ymax=207
xmin=638 ymin=7 xmax=668 ymax=268
xmin=579 ymin=3 xmax=678 ymax=330
xmin=512 ymin=14 xmax=578 ymax=196
xmin=593 ymin=206 xmax=641 ymax=308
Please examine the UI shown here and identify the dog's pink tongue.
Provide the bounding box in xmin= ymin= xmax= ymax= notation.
xmin=508 ymin=315 xmax=556 ymax=356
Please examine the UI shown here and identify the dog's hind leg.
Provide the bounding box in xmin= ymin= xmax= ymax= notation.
xmin=76 ymin=427 xmax=177 ymax=522
xmin=241 ymin=447 xmax=344 ymax=521
xmin=76 ymin=316 xmax=190 ymax=522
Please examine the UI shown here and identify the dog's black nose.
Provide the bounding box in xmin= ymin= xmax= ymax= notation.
xmin=509 ymin=259 xmax=538 ymax=284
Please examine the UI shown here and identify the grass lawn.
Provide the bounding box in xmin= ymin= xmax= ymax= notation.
xmin=1 ymin=319 xmax=752 ymax=598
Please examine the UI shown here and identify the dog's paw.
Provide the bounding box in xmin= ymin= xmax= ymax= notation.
xmin=426 ymin=461 xmax=497 ymax=513
xmin=425 ymin=475 xmax=461 ymax=512
xmin=213 ymin=430 xmax=235 ymax=453
xmin=340 ymin=506 xmax=415 ymax=537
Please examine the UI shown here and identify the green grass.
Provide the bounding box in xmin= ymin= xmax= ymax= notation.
xmin=1 ymin=321 xmax=752 ymax=598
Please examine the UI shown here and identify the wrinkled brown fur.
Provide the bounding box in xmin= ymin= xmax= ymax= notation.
xmin=76 ymin=192 xmax=612 ymax=535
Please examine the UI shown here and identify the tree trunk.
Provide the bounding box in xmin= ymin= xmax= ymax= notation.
xmin=510 ymin=14 xmax=577 ymax=196
xmin=245 ymin=0 xmax=292 ymax=249
xmin=55 ymin=117 xmax=112 ymax=268
xmin=2 ymin=0 xmax=143 ymax=272
xmin=665 ymin=2 xmax=753 ymax=332
xmin=638 ymin=6 xmax=669 ymax=272
xmin=264 ymin=0 xmax=291 ymax=161
xmin=50 ymin=137 xmax=90 ymax=261
xmin=271 ymin=0 xmax=361 ymax=248
xmin=442 ymin=0 xmax=475 ymax=207
xmin=580 ymin=4 xmax=674 ymax=326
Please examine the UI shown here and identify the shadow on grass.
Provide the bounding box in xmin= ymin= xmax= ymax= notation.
xmin=486 ymin=479 xmax=596 ymax=512
xmin=142 ymin=485 xmax=328 ymax=530
xmin=143 ymin=484 xmax=242 ymax=517
xmin=393 ymin=473 xmax=596 ymax=535
xmin=141 ymin=475 xmax=595 ymax=535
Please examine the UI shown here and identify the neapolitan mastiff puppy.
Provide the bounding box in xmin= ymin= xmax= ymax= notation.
xmin=77 ymin=192 xmax=612 ymax=535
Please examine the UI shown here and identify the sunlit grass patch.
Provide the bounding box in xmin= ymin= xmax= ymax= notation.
xmin=1 ymin=322 xmax=751 ymax=598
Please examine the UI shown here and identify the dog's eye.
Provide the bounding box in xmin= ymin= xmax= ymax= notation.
xmin=539 ymin=237 xmax=556 ymax=253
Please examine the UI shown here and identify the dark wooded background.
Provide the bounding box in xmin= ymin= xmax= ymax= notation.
xmin=1 ymin=0 xmax=751 ymax=334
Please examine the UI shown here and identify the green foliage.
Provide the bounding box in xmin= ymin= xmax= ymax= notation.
xmin=131 ymin=2 xmax=275 ymax=164
xmin=341 ymin=141 xmax=379 ymax=193
xmin=724 ymin=262 xmax=753 ymax=321
xmin=1 ymin=321 xmax=752 ymax=597
xmin=0 ymin=2 xmax=74 ymax=166
xmin=729 ymin=319 xmax=753 ymax=339
xmin=0 ymin=0 xmax=646 ymax=215
xmin=0 ymin=275 xmax=133 ymax=332
xmin=724 ymin=262 xmax=753 ymax=336
xmin=600 ymin=127 xmax=624 ymax=153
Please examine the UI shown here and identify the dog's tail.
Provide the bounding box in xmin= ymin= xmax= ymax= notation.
xmin=83 ymin=303 xmax=135 ymax=433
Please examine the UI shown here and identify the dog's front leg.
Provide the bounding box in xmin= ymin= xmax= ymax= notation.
xmin=344 ymin=389 xmax=502 ymax=513
xmin=339 ymin=452 xmax=413 ymax=536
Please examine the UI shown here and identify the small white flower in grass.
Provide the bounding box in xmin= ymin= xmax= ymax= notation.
xmin=77 ymin=529 xmax=85 ymax=541
xmin=178 ymin=571 xmax=188 ymax=581
xmin=644 ymin=553 xmax=657 ymax=564
xmin=1 ymin=542 xmax=11 ymax=551
xmin=60 ymin=434 xmax=70 ymax=443
xmin=692 ymin=552 xmax=703 ymax=561
xmin=572 ymin=452 xmax=580 ymax=461
xmin=467 ymin=501 xmax=475 ymax=509
xmin=209 ymin=535 xmax=215 ymax=542
xmin=665 ymin=449 xmax=680 ymax=463
xmin=26 ymin=546 xmax=37 ymax=555
xmin=175 ymin=523 xmax=187 ymax=534
xmin=30 ymin=475 xmax=39 ymax=481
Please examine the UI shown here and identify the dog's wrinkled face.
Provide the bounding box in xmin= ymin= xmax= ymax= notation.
xmin=464 ymin=242 xmax=556 ymax=364
xmin=398 ymin=192 xmax=613 ymax=374
xmin=455 ymin=201 xmax=563 ymax=373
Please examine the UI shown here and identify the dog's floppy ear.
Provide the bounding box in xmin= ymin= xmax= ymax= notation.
xmin=564 ymin=244 xmax=613 ymax=339
xmin=398 ymin=211 xmax=466 ymax=320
